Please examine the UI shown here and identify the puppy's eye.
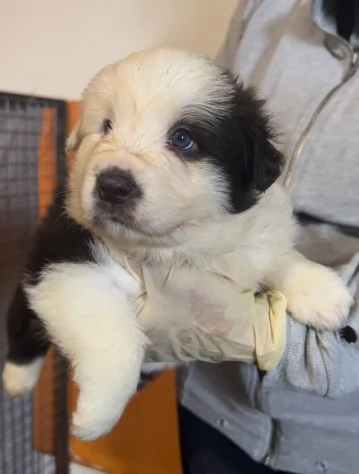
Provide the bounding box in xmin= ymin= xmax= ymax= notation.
xmin=102 ymin=118 xmax=113 ymax=135
xmin=169 ymin=128 xmax=196 ymax=151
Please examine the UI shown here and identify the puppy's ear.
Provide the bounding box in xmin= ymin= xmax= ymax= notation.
xmin=234 ymin=84 xmax=284 ymax=191
xmin=249 ymin=132 xmax=283 ymax=192
xmin=65 ymin=120 xmax=81 ymax=153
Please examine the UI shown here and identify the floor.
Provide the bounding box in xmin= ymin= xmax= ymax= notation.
xmin=41 ymin=455 xmax=105 ymax=473
xmin=71 ymin=462 xmax=104 ymax=473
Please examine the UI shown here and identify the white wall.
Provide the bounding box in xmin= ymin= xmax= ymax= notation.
xmin=0 ymin=0 xmax=237 ymax=100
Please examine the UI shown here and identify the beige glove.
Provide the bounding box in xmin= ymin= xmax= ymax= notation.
xmin=137 ymin=264 xmax=287 ymax=371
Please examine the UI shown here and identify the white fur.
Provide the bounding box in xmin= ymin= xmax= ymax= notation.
xmin=26 ymin=259 xmax=148 ymax=440
xmin=66 ymin=48 xmax=235 ymax=241
xmin=23 ymin=47 xmax=352 ymax=439
xmin=2 ymin=358 xmax=44 ymax=396
xmin=265 ymin=250 xmax=353 ymax=330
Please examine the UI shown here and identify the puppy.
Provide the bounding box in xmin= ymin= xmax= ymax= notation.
xmin=2 ymin=47 xmax=352 ymax=440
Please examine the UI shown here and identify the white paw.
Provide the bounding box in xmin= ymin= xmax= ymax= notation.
xmin=285 ymin=264 xmax=353 ymax=330
xmin=2 ymin=359 xmax=43 ymax=396
xmin=71 ymin=393 xmax=128 ymax=441
xmin=71 ymin=408 xmax=118 ymax=441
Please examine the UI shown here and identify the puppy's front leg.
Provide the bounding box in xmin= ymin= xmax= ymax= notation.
xmin=26 ymin=262 xmax=147 ymax=440
xmin=264 ymin=250 xmax=353 ymax=330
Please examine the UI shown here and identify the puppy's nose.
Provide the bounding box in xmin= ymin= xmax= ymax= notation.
xmin=96 ymin=168 xmax=137 ymax=204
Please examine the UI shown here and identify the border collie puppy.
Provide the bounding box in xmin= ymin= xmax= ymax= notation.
xmin=2 ymin=48 xmax=352 ymax=440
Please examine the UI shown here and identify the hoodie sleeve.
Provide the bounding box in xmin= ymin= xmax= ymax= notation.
xmin=263 ymin=253 xmax=359 ymax=398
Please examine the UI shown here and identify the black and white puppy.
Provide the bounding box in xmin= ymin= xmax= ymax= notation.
xmin=2 ymin=47 xmax=352 ymax=440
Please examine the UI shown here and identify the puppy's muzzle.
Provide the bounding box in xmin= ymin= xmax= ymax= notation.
xmin=96 ymin=168 xmax=140 ymax=205
xmin=94 ymin=167 xmax=142 ymax=228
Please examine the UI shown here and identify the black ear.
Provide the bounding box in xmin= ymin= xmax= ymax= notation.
xmin=250 ymin=132 xmax=284 ymax=191
xmin=233 ymin=84 xmax=284 ymax=192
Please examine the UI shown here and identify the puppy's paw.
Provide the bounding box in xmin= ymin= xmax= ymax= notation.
xmin=71 ymin=407 xmax=120 ymax=441
xmin=285 ymin=264 xmax=353 ymax=330
xmin=2 ymin=359 xmax=43 ymax=396
xmin=71 ymin=392 xmax=128 ymax=441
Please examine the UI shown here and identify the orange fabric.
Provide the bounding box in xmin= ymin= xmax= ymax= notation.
xmin=33 ymin=348 xmax=56 ymax=453
xmin=37 ymin=107 xmax=56 ymax=217
xmin=66 ymin=101 xmax=80 ymax=171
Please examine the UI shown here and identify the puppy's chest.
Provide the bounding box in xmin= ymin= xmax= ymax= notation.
xmin=99 ymin=245 xmax=265 ymax=339
xmin=204 ymin=252 xmax=263 ymax=291
xmin=130 ymin=253 xmax=263 ymax=338
xmin=111 ymin=247 xmax=262 ymax=296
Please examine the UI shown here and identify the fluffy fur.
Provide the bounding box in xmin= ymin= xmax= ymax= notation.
xmin=2 ymin=47 xmax=352 ymax=440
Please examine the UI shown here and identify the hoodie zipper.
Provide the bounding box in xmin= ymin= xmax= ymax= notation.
xmin=281 ymin=34 xmax=358 ymax=188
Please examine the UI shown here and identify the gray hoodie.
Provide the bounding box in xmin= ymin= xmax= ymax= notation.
xmin=178 ymin=1 xmax=359 ymax=473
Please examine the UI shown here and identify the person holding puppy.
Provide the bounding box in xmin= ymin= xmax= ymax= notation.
xmin=177 ymin=1 xmax=359 ymax=473
xmin=2 ymin=3 xmax=358 ymax=473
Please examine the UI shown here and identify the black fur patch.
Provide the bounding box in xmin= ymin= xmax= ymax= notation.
xmin=137 ymin=371 xmax=160 ymax=391
xmin=6 ymin=284 xmax=50 ymax=364
xmin=25 ymin=186 xmax=95 ymax=286
xmin=6 ymin=187 xmax=96 ymax=365
xmin=168 ymin=77 xmax=283 ymax=213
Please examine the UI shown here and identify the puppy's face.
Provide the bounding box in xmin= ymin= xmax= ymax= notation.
xmin=67 ymin=48 xmax=282 ymax=246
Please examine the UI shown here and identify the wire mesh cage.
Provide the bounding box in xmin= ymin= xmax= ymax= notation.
xmin=0 ymin=92 xmax=69 ymax=473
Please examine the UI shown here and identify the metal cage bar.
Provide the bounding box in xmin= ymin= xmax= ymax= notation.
xmin=0 ymin=91 xmax=69 ymax=474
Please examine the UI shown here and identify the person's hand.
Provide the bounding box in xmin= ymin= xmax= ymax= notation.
xmin=138 ymin=264 xmax=288 ymax=371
